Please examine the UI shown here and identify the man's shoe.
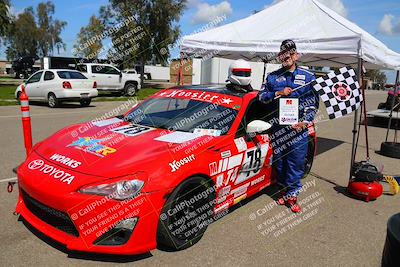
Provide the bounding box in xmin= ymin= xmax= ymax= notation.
xmin=276 ymin=191 xmax=286 ymax=205
xmin=287 ymin=197 xmax=301 ymax=213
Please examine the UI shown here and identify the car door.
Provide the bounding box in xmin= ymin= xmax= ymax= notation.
xmin=212 ymin=99 xmax=274 ymax=212
xmin=42 ymin=71 xmax=56 ymax=99
xmin=25 ymin=71 xmax=43 ymax=99
xmin=91 ymin=65 xmax=121 ymax=90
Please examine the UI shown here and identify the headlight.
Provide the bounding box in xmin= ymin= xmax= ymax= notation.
xmin=79 ymin=177 xmax=145 ymax=201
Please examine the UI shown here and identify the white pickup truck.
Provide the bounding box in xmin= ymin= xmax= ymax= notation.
xmin=77 ymin=63 xmax=141 ymax=96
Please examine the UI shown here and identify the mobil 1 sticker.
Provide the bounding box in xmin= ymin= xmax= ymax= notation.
xmin=111 ymin=124 xmax=153 ymax=137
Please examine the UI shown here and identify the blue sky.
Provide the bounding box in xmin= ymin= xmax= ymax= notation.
xmin=2 ymin=0 xmax=400 ymax=82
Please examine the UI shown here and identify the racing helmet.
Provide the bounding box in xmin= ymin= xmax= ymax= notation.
xmin=228 ymin=59 xmax=252 ymax=86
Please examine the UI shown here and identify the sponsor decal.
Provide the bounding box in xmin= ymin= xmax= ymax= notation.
xmin=294 ymin=79 xmax=305 ymax=86
xmin=209 ymin=153 xmax=243 ymax=176
xmin=276 ymin=76 xmax=285 ymax=82
xmin=169 ymin=154 xmax=195 ymax=172
xmin=234 ymin=137 xmax=247 ymax=153
xmin=231 ymin=182 xmax=250 ymax=198
xmin=156 ymin=89 xmax=241 ymax=109
xmin=67 ymin=137 xmax=116 ymax=158
xmin=111 ymin=124 xmax=153 ymax=137
xmin=295 ymin=74 xmax=305 ymax=80
xmin=216 ymin=174 xmax=224 ymax=188
xmin=193 ymin=128 xmax=221 ymax=137
xmin=49 ymin=153 xmax=81 ymax=169
xmin=28 ymin=159 xmax=44 ymax=170
xmin=218 ymin=185 xmax=231 ymax=198
xmin=233 ymin=194 xmax=247 ymax=205
xmin=214 ymin=202 xmax=229 ymax=213
xmin=27 ymin=159 xmax=75 ymax=184
xmin=251 ymin=175 xmax=265 ymax=186
xmin=221 ymin=150 xmax=231 ymax=158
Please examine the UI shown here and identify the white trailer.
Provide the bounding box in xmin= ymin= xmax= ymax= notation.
xmin=144 ymin=65 xmax=170 ymax=81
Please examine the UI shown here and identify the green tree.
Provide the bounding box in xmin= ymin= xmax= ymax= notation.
xmin=99 ymin=0 xmax=186 ymax=85
xmin=5 ymin=7 xmax=39 ymax=60
xmin=5 ymin=1 xmax=67 ymax=60
xmin=365 ymin=69 xmax=387 ymax=89
xmin=73 ymin=15 xmax=105 ymax=59
xmin=36 ymin=1 xmax=67 ymax=56
xmin=0 ymin=0 xmax=11 ymax=42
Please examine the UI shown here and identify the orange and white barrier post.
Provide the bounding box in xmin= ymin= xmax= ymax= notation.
xmin=20 ymin=85 xmax=32 ymax=157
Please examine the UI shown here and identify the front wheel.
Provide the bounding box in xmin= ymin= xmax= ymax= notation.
xmin=79 ymin=99 xmax=91 ymax=107
xmin=48 ymin=93 xmax=59 ymax=108
xmin=157 ymin=176 xmax=215 ymax=251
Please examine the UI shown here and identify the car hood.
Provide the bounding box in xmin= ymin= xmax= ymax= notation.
xmin=33 ymin=118 xmax=217 ymax=179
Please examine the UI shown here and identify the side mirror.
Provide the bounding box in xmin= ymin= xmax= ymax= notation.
xmin=246 ymin=120 xmax=272 ymax=134
xmin=119 ymin=72 xmax=123 ymax=77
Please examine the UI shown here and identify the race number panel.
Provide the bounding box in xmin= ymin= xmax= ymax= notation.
xmin=111 ymin=124 xmax=153 ymax=137
xmin=235 ymin=143 xmax=269 ymax=185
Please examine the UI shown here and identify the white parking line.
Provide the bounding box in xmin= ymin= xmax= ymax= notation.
xmin=0 ymin=177 xmax=17 ymax=183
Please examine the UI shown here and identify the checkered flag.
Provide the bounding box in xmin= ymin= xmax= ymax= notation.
xmin=311 ymin=67 xmax=363 ymax=120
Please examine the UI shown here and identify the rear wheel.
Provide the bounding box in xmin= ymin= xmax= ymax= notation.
xmin=79 ymin=99 xmax=91 ymax=107
xmin=124 ymin=83 xmax=137 ymax=96
xmin=48 ymin=93 xmax=59 ymax=108
xmin=157 ymin=176 xmax=215 ymax=251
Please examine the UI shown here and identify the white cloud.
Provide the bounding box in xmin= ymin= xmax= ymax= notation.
xmin=378 ymin=14 xmax=400 ymax=36
xmin=191 ymin=1 xmax=232 ymax=24
xmin=265 ymin=0 xmax=348 ymax=17
xmin=8 ymin=6 xmax=23 ymax=17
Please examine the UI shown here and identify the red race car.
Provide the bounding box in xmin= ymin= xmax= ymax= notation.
xmin=15 ymin=84 xmax=316 ymax=255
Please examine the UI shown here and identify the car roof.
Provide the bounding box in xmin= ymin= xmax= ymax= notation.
xmin=167 ymin=84 xmax=253 ymax=98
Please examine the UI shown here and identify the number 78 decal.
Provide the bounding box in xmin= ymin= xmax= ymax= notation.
xmin=235 ymin=144 xmax=269 ymax=185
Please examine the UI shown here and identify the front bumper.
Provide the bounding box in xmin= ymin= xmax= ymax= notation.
xmin=16 ymin=161 xmax=165 ymax=255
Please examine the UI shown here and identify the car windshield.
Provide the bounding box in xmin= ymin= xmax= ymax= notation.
xmin=57 ymin=71 xmax=87 ymax=79
xmin=124 ymin=97 xmax=238 ymax=135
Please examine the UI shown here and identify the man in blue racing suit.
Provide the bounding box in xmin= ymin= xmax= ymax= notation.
xmin=258 ymin=40 xmax=319 ymax=213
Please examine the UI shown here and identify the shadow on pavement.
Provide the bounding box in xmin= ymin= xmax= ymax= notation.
xmin=315 ymin=137 xmax=345 ymax=156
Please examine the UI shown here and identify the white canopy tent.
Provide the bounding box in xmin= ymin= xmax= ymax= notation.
xmin=180 ymin=0 xmax=400 ymax=180
xmin=181 ymin=0 xmax=400 ymax=70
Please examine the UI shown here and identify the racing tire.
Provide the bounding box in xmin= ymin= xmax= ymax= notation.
xmin=302 ymin=136 xmax=315 ymax=179
xmin=377 ymin=102 xmax=387 ymax=110
xmin=380 ymin=142 xmax=400 ymax=159
xmin=124 ymin=83 xmax=138 ymax=96
xmin=157 ymin=176 xmax=215 ymax=251
xmin=79 ymin=99 xmax=91 ymax=107
xmin=47 ymin=93 xmax=59 ymax=108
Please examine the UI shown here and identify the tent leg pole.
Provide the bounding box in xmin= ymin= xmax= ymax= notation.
xmin=385 ymin=70 xmax=400 ymax=142
xmin=349 ymin=58 xmax=363 ymax=181
xmin=262 ymin=61 xmax=267 ymax=85
xmin=178 ymin=52 xmax=184 ymax=85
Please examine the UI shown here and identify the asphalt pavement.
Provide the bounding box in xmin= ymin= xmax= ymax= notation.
xmin=0 ymin=91 xmax=398 ymax=267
